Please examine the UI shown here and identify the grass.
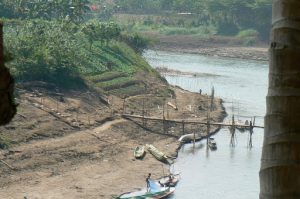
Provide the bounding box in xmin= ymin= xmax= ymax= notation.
xmin=95 ymin=76 xmax=137 ymax=90
xmin=81 ymin=41 xmax=163 ymax=96
xmin=110 ymin=83 xmax=146 ymax=97
xmin=0 ymin=134 xmax=13 ymax=149
xmin=87 ymin=71 xmax=127 ymax=83
xmin=159 ymin=26 xmax=216 ymax=36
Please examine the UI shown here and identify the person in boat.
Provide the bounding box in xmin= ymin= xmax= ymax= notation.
xmin=158 ymin=180 xmax=164 ymax=187
xmin=146 ymin=173 xmax=151 ymax=192
xmin=168 ymin=174 xmax=175 ymax=184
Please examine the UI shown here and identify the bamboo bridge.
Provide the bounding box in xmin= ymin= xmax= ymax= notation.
xmin=121 ymin=114 xmax=264 ymax=129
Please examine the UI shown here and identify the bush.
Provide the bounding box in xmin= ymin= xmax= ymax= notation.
xmin=237 ymin=29 xmax=259 ymax=46
xmin=237 ymin=29 xmax=259 ymax=38
xmin=217 ymin=21 xmax=239 ymax=36
xmin=120 ymin=33 xmax=151 ymax=54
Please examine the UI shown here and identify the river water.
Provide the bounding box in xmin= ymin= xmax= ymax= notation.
xmin=144 ymin=50 xmax=269 ymax=199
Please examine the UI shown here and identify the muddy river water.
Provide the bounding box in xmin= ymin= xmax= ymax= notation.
xmin=145 ymin=50 xmax=268 ymax=199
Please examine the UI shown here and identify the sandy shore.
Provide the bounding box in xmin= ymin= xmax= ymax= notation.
xmin=148 ymin=33 xmax=269 ymax=61
xmin=0 ymin=85 xmax=226 ymax=199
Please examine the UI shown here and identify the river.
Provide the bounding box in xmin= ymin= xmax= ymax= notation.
xmin=144 ymin=50 xmax=268 ymax=199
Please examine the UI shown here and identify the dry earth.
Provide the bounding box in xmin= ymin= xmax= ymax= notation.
xmin=0 ymin=84 xmax=225 ymax=199
xmin=147 ymin=33 xmax=269 ymax=61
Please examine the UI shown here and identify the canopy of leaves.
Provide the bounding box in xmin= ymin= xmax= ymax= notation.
xmin=0 ymin=0 xmax=91 ymax=22
xmin=3 ymin=19 xmax=146 ymax=88
xmin=113 ymin=0 xmax=271 ymax=40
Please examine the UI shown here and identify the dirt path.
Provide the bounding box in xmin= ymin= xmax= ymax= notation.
xmin=0 ymin=86 xmax=226 ymax=199
xmin=0 ymin=118 xmax=178 ymax=199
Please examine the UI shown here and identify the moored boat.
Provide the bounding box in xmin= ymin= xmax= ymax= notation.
xmin=158 ymin=173 xmax=180 ymax=187
xmin=117 ymin=180 xmax=175 ymax=199
xmin=146 ymin=144 xmax=173 ymax=165
xmin=178 ymin=133 xmax=202 ymax=143
xmin=208 ymin=137 xmax=217 ymax=150
xmin=134 ymin=146 xmax=146 ymax=159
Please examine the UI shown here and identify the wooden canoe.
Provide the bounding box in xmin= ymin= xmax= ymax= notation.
xmin=146 ymin=144 xmax=173 ymax=165
xmin=134 ymin=146 xmax=146 ymax=159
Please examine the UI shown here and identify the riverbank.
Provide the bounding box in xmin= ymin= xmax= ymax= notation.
xmin=147 ymin=33 xmax=269 ymax=61
xmin=0 ymin=84 xmax=226 ymax=199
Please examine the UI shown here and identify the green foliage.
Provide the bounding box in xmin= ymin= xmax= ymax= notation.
xmin=114 ymin=0 xmax=272 ymax=41
xmin=216 ymin=21 xmax=239 ymax=36
xmin=5 ymin=20 xmax=86 ymax=88
xmin=82 ymin=20 xmax=121 ymax=48
xmin=237 ymin=29 xmax=259 ymax=46
xmin=160 ymin=26 xmax=215 ymax=36
xmin=0 ymin=0 xmax=91 ymax=22
xmin=87 ymin=71 xmax=127 ymax=83
xmin=120 ymin=33 xmax=151 ymax=54
xmin=3 ymin=18 xmax=156 ymax=90
xmin=237 ymin=29 xmax=259 ymax=38
xmin=95 ymin=76 xmax=137 ymax=91
xmin=0 ymin=135 xmax=12 ymax=149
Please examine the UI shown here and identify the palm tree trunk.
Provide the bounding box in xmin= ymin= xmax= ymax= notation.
xmin=0 ymin=21 xmax=16 ymax=125
xmin=260 ymin=0 xmax=300 ymax=198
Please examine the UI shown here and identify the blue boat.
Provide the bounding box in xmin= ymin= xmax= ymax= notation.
xmin=117 ymin=180 xmax=175 ymax=199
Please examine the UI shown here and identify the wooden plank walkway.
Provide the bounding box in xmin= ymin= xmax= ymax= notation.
xmin=121 ymin=114 xmax=264 ymax=129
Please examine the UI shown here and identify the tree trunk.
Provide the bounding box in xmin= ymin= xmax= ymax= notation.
xmin=0 ymin=22 xmax=16 ymax=125
xmin=260 ymin=0 xmax=300 ymax=198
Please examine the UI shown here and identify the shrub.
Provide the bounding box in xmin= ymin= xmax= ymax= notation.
xmin=237 ymin=29 xmax=259 ymax=38
xmin=120 ymin=33 xmax=151 ymax=54
xmin=237 ymin=29 xmax=259 ymax=46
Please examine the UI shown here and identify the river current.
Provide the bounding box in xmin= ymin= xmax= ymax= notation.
xmin=144 ymin=50 xmax=268 ymax=199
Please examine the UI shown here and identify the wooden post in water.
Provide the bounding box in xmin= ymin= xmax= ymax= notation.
xmin=206 ymin=99 xmax=211 ymax=145
xmin=193 ymin=131 xmax=196 ymax=148
xmin=182 ymin=120 xmax=185 ymax=135
xmin=206 ymin=117 xmax=210 ymax=145
xmin=248 ymin=120 xmax=253 ymax=148
xmin=230 ymin=115 xmax=236 ymax=147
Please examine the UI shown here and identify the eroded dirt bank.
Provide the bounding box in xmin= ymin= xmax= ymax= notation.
xmin=0 ymin=84 xmax=225 ymax=199
xmin=148 ymin=33 xmax=269 ymax=61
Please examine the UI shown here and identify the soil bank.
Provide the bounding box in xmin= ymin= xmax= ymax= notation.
xmin=0 ymin=84 xmax=226 ymax=199
xmin=147 ymin=33 xmax=269 ymax=61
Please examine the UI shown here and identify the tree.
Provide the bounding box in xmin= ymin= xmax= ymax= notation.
xmin=0 ymin=0 xmax=91 ymax=21
xmin=259 ymin=0 xmax=300 ymax=198
xmin=0 ymin=22 xmax=17 ymax=125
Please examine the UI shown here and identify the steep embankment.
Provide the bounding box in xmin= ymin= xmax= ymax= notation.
xmin=0 ymin=84 xmax=226 ymax=199
xmin=0 ymin=20 xmax=227 ymax=199
xmin=146 ymin=32 xmax=268 ymax=61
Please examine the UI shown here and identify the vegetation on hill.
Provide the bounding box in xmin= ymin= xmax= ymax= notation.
xmin=113 ymin=0 xmax=271 ymax=41
xmin=1 ymin=0 xmax=165 ymax=97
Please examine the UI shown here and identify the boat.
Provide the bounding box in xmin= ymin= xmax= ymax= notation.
xmin=146 ymin=144 xmax=173 ymax=165
xmin=208 ymin=137 xmax=217 ymax=150
xmin=134 ymin=146 xmax=146 ymax=159
xmin=178 ymin=133 xmax=202 ymax=143
xmin=117 ymin=180 xmax=175 ymax=199
xmin=158 ymin=174 xmax=180 ymax=187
